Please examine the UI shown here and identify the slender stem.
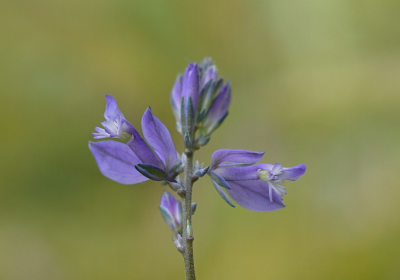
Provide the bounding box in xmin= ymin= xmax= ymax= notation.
xmin=182 ymin=149 xmax=196 ymax=280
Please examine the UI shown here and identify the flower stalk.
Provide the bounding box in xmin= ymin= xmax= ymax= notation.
xmin=181 ymin=148 xmax=196 ymax=280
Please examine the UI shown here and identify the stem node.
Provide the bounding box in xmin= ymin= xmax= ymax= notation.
xmin=178 ymin=189 xmax=186 ymax=197
xmin=184 ymin=149 xmax=193 ymax=157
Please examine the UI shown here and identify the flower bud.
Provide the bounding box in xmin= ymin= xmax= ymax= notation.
xmin=159 ymin=191 xmax=182 ymax=236
xmin=182 ymin=63 xmax=200 ymax=114
xmin=170 ymin=59 xmax=231 ymax=147
xmin=191 ymin=203 xmax=197 ymax=215
xmin=187 ymin=220 xmax=193 ymax=238
xmin=170 ymin=75 xmax=183 ymax=122
xmin=173 ymin=234 xmax=184 ymax=252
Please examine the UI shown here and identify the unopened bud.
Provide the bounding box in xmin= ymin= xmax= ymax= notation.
xmin=159 ymin=191 xmax=182 ymax=236
xmin=173 ymin=234 xmax=184 ymax=253
xmin=187 ymin=220 xmax=193 ymax=238
xmin=191 ymin=203 xmax=197 ymax=215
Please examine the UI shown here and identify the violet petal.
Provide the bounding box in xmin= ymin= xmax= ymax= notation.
xmin=89 ymin=141 xmax=148 ymax=185
xmin=104 ymin=95 xmax=125 ymax=120
xmin=182 ymin=63 xmax=199 ymax=113
xmin=200 ymin=66 xmax=217 ymax=88
xmin=227 ymin=180 xmax=285 ymax=212
xmin=203 ymin=82 xmax=231 ymax=129
xmin=211 ymin=149 xmax=265 ymax=169
xmin=213 ymin=165 xmax=262 ymax=181
xmin=125 ymin=123 xmax=164 ymax=169
xmin=280 ymin=164 xmax=307 ymax=181
xmin=159 ymin=191 xmax=182 ymax=234
xmin=170 ymin=75 xmax=183 ymax=121
xmin=141 ymin=108 xmax=178 ymax=171
xmin=258 ymin=163 xmax=307 ymax=181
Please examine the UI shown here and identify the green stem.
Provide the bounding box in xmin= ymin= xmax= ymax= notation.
xmin=182 ymin=149 xmax=196 ymax=280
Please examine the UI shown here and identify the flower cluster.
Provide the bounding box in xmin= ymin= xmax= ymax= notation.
xmin=170 ymin=58 xmax=231 ymax=148
xmin=89 ymin=58 xmax=307 ymax=247
xmin=209 ymin=149 xmax=306 ymax=211
xmin=89 ymin=95 xmax=182 ymax=184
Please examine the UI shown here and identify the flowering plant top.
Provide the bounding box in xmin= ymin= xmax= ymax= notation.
xmin=89 ymin=58 xmax=306 ymax=280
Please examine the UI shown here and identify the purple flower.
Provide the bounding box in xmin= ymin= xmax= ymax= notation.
xmin=196 ymin=59 xmax=231 ymax=146
xmin=170 ymin=59 xmax=231 ymax=146
xmin=199 ymin=60 xmax=217 ymax=88
xmin=159 ymin=191 xmax=182 ymax=236
xmin=170 ymin=74 xmax=183 ymax=123
xmin=183 ymin=63 xmax=200 ymax=114
xmin=89 ymin=95 xmax=180 ymax=184
xmin=170 ymin=63 xmax=200 ymax=129
xmin=209 ymin=149 xmax=307 ymax=211
xmin=92 ymin=95 xmax=132 ymax=141
xmin=198 ymin=81 xmax=231 ymax=138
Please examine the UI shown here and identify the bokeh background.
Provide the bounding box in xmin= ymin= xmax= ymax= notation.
xmin=1 ymin=0 xmax=400 ymax=279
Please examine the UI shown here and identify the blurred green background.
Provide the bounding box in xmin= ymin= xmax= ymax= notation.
xmin=1 ymin=0 xmax=400 ymax=279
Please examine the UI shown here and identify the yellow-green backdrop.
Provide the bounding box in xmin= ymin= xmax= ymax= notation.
xmin=1 ymin=0 xmax=400 ymax=279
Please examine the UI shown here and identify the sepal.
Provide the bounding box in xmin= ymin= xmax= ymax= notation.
xmin=191 ymin=203 xmax=197 ymax=215
xmin=167 ymin=181 xmax=184 ymax=192
xmin=135 ymin=163 xmax=169 ymax=181
xmin=208 ymin=170 xmax=231 ymax=190
xmin=196 ymin=80 xmax=213 ymax=119
xmin=184 ymin=132 xmax=192 ymax=150
xmin=202 ymin=79 xmax=223 ymax=114
xmin=176 ymin=175 xmax=183 ymax=186
xmin=196 ymin=133 xmax=211 ymax=147
xmin=181 ymin=96 xmax=195 ymax=142
xmin=180 ymin=96 xmax=186 ymax=134
xmin=211 ymin=180 xmax=235 ymax=208
xmin=186 ymin=97 xmax=195 ymax=134
xmin=205 ymin=111 xmax=228 ymax=136
xmin=194 ymin=166 xmax=210 ymax=177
